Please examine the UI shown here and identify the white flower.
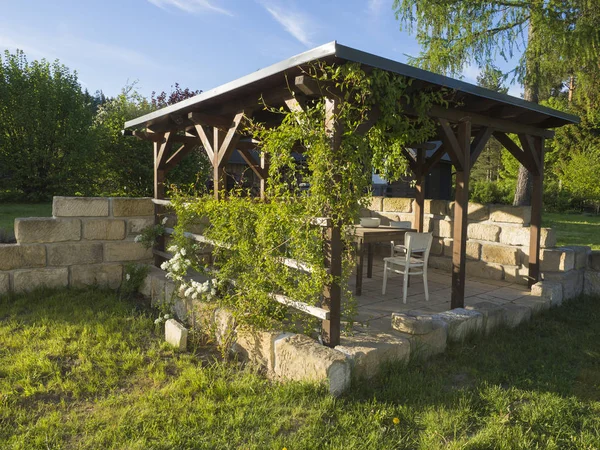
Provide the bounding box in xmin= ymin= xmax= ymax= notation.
xmin=210 ymin=288 xmax=217 ymax=297
xmin=134 ymin=235 xmax=142 ymax=243
xmin=160 ymin=261 xmax=169 ymax=271
xmin=154 ymin=318 xmax=161 ymax=325
xmin=162 ymin=216 xmax=168 ymax=225
xmin=180 ymin=248 xmax=186 ymax=256
xmin=164 ymin=314 xmax=170 ymax=319
xmin=168 ymin=245 xmax=178 ymax=253
xmin=126 ymin=274 xmax=131 ymax=281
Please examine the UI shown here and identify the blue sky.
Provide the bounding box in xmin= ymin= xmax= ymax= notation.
xmin=1 ymin=0 xmax=523 ymax=99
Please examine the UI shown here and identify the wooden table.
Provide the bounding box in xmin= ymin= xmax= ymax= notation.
xmin=352 ymin=225 xmax=415 ymax=295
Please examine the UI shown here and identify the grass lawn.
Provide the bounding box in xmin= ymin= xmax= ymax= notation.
xmin=543 ymin=212 xmax=600 ymax=250
xmin=2 ymin=289 xmax=600 ymax=449
xmin=0 ymin=203 xmax=52 ymax=235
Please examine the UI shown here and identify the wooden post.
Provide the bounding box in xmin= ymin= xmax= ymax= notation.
xmin=213 ymin=128 xmax=224 ymax=200
xmin=322 ymin=97 xmax=342 ymax=347
xmin=414 ymin=147 xmax=426 ymax=232
xmin=323 ymin=225 xmax=342 ymax=347
xmin=260 ymin=153 xmax=267 ymax=200
xmin=153 ymin=135 xmax=171 ymax=267
xmin=528 ymin=136 xmax=544 ymax=286
xmin=450 ymin=121 xmax=471 ymax=309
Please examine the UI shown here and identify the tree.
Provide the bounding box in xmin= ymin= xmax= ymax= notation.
xmin=0 ymin=50 xmax=98 ymax=201
xmin=471 ymin=65 xmax=507 ymax=183
xmin=392 ymin=0 xmax=600 ymax=205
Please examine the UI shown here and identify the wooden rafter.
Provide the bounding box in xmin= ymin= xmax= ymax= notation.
xmin=493 ymin=131 xmax=536 ymax=173
xmin=192 ymin=124 xmax=215 ymax=162
xmin=469 ymin=126 xmax=494 ymax=165
xmin=155 ymin=131 xmax=173 ymax=170
xmin=438 ymin=119 xmax=464 ymax=170
xmin=217 ymin=111 xmax=245 ymax=167
xmin=165 ymin=143 xmax=196 ymax=171
xmin=423 ymin=146 xmax=447 ymax=175
xmin=237 ymin=148 xmax=267 ymax=179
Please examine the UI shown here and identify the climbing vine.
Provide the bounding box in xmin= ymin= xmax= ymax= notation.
xmin=166 ymin=62 xmax=448 ymax=334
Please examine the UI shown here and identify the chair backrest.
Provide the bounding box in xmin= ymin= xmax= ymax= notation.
xmin=390 ymin=220 xmax=412 ymax=229
xmin=404 ymin=232 xmax=433 ymax=263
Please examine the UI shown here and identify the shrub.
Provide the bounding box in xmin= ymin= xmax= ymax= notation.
xmin=470 ymin=180 xmax=509 ymax=204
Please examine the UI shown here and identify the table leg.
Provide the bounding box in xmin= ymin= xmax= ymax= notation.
xmin=356 ymin=240 xmax=363 ymax=296
xmin=367 ymin=243 xmax=373 ymax=278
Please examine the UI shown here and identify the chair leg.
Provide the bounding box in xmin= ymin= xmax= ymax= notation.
xmin=423 ymin=267 xmax=429 ymax=301
xmin=382 ymin=260 xmax=389 ymax=295
xmin=402 ymin=267 xmax=409 ymax=304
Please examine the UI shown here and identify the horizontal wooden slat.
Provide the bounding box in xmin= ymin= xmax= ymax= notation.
xmin=275 ymin=257 xmax=315 ymax=273
xmin=151 ymin=198 xmax=172 ymax=206
xmin=152 ymin=249 xmax=173 ymax=259
xmin=269 ymin=293 xmax=330 ymax=320
xmin=310 ymin=217 xmax=332 ymax=227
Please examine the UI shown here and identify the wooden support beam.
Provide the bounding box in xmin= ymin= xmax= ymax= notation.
xmin=470 ymin=126 xmax=493 ymax=165
xmin=414 ymin=148 xmax=425 ymax=233
xmin=422 ymin=145 xmax=448 ymax=175
xmin=217 ymin=111 xmax=245 ymax=167
xmin=400 ymin=147 xmax=417 ymax=172
xmin=451 ymin=120 xmax=471 ymax=310
xmin=295 ymin=75 xmax=322 ymax=96
xmin=260 ymin=152 xmax=268 ymax=200
xmin=213 ymin=128 xmax=225 ymax=199
xmin=428 ymin=104 xmax=554 ymax=139
xmin=529 ymin=137 xmax=545 ymax=287
xmin=165 ymin=143 xmax=196 ymax=172
xmin=237 ymin=148 xmax=267 ymax=179
xmin=188 ymin=111 xmax=233 ymax=130
xmin=493 ymin=131 xmax=535 ymax=173
xmin=438 ymin=119 xmax=464 ymax=170
xmin=518 ymin=133 xmax=541 ymax=175
xmin=194 ymin=124 xmax=215 ymax=162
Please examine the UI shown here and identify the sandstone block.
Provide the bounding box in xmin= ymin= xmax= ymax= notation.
xmin=70 ymin=263 xmax=122 ymax=289
xmin=531 ymin=281 xmax=563 ymax=307
xmin=214 ymin=308 xmax=236 ymax=347
xmin=404 ymin=323 xmax=448 ymax=359
xmin=442 ymin=239 xmax=480 ymax=260
xmin=433 ymin=308 xmax=484 ymax=342
xmin=382 ymin=197 xmax=412 ymax=213
xmin=274 ymin=334 xmax=351 ymax=396
xmin=233 ymin=329 xmax=282 ymax=373
xmin=104 ymin=241 xmax=153 ymax=262
xmin=503 ymin=265 xmax=529 ymax=286
xmin=500 ymin=226 xmax=556 ymax=248
xmin=489 ymin=205 xmax=531 ymax=225
xmin=370 ymin=197 xmax=384 ymax=212
xmin=540 ymin=248 xmax=575 ymax=272
xmin=165 ymin=319 xmax=188 ymax=350
xmin=53 ymin=196 xmax=109 ymax=217
xmin=562 ymin=246 xmax=591 ymax=270
xmin=425 ymin=199 xmax=448 ymax=216
xmin=0 ymin=244 xmax=46 ymax=271
xmin=15 ymin=218 xmax=81 ymax=244
xmin=127 ymin=217 xmax=155 ymax=234
xmin=434 ymin=220 xmax=453 ymax=238
xmin=466 ymin=261 xmax=504 ymax=280
xmin=584 ymin=271 xmax=600 ymax=296
xmin=481 ymin=243 xmax=519 ymax=265
xmin=336 ymin=332 xmax=411 ymax=379
xmin=391 ymin=310 xmax=446 ymax=335
xmin=543 ymin=270 xmax=584 ymax=300
xmin=467 ymin=203 xmax=489 ymax=221
xmin=0 ymin=273 xmax=9 ymax=295
xmin=512 ymin=296 xmax=551 ymax=315
xmin=589 ymin=251 xmax=600 ymax=271
xmin=112 ymin=198 xmax=154 ymax=217
xmin=465 ymin=302 xmax=505 ymax=335
xmin=467 ymin=223 xmax=501 ymax=242
xmin=13 ymin=267 xmax=68 ymax=292
xmin=428 ymin=256 xmax=453 ymax=271
xmin=431 ymin=237 xmax=444 ymax=256
xmin=83 ymin=219 xmax=126 ymax=240
xmin=501 ymin=303 xmax=532 ymax=328
xmin=47 ymin=243 xmax=103 ymax=266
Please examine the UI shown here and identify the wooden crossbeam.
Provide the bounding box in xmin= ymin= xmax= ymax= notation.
xmin=423 ymin=146 xmax=447 ymax=175
xmin=188 ymin=111 xmax=233 ymax=130
xmin=400 ymin=147 xmax=418 ymax=173
xmin=493 ymin=131 xmax=536 ymax=173
xmin=237 ymin=148 xmax=267 ymax=179
xmin=518 ymin=133 xmax=541 ymax=174
xmin=165 ymin=143 xmax=196 ymax=171
xmin=217 ymin=111 xmax=245 ymax=167
xmin=295 ymin=75 xmax=322 ymax=96
xmin=470 ymin=126 xmax=494 ymax=165
xmin=192 ymin=124 xmax=215 ymax=162
xmin=155 ymin=131 xmax=172 ymax=170
xmin=438 ymin=119 xmax=464 ymax=170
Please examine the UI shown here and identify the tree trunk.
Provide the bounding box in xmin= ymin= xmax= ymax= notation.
xmin=513 ymin=18 xmax=540 ymax=206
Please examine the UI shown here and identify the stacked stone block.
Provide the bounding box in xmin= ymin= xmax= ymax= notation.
xmin=366 ymin=197 xmax=561 ymax=285
xmin=0 ymin=196 xmax=154 ymax=295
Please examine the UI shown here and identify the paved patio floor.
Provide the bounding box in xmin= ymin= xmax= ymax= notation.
xmin=347 ymin=259 xmax=534 ymax=333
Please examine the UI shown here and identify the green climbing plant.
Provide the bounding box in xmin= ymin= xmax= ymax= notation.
xmin=165 ymin=62 xmax=448 ymax=334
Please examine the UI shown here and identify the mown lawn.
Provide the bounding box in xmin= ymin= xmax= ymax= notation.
xmin=543 ymin=212 xmax=600 ymax=250
xmin=2 ymin=288 xmax=600 ymax=449
xmin=0 ymin=203 xmax=52 ymax=235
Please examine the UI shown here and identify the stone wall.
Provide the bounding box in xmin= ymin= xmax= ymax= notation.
xmin=365 ymin=197 xmax=562 ymax=285
xmin=0 ymin=196 xmax=154 ymax=294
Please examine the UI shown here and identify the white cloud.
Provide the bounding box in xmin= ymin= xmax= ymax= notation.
xmin=462 ymin=64 xmax=480 ymax=82
xmin=263 ymin=3 xmax=315 ymax=47
xmin=368 ymin=0 xmax=385 ymax=14
xmin=147 ymin=0 xmax=233 ymax=16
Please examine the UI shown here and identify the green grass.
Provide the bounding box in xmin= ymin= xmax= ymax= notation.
xmin=2 ymin=289 xmax=600 ymax=449
xmin=0 ymin=203 xmax=52 ymax=235
xmin=543 ymin=212 xmax=600 ymax=250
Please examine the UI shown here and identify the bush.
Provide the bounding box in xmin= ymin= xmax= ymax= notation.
xmin=470 ymin=180 xmax=509 ymax=204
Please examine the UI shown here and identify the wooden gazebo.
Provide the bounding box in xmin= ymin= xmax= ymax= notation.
xmin=124 ymin=41 xmax=578 ymax=347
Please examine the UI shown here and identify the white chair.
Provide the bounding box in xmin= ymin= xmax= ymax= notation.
xmin=382 ymin=232 xmax=433 ymax=303
xmin=389 ymin=221 xmax=413 ymax=257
